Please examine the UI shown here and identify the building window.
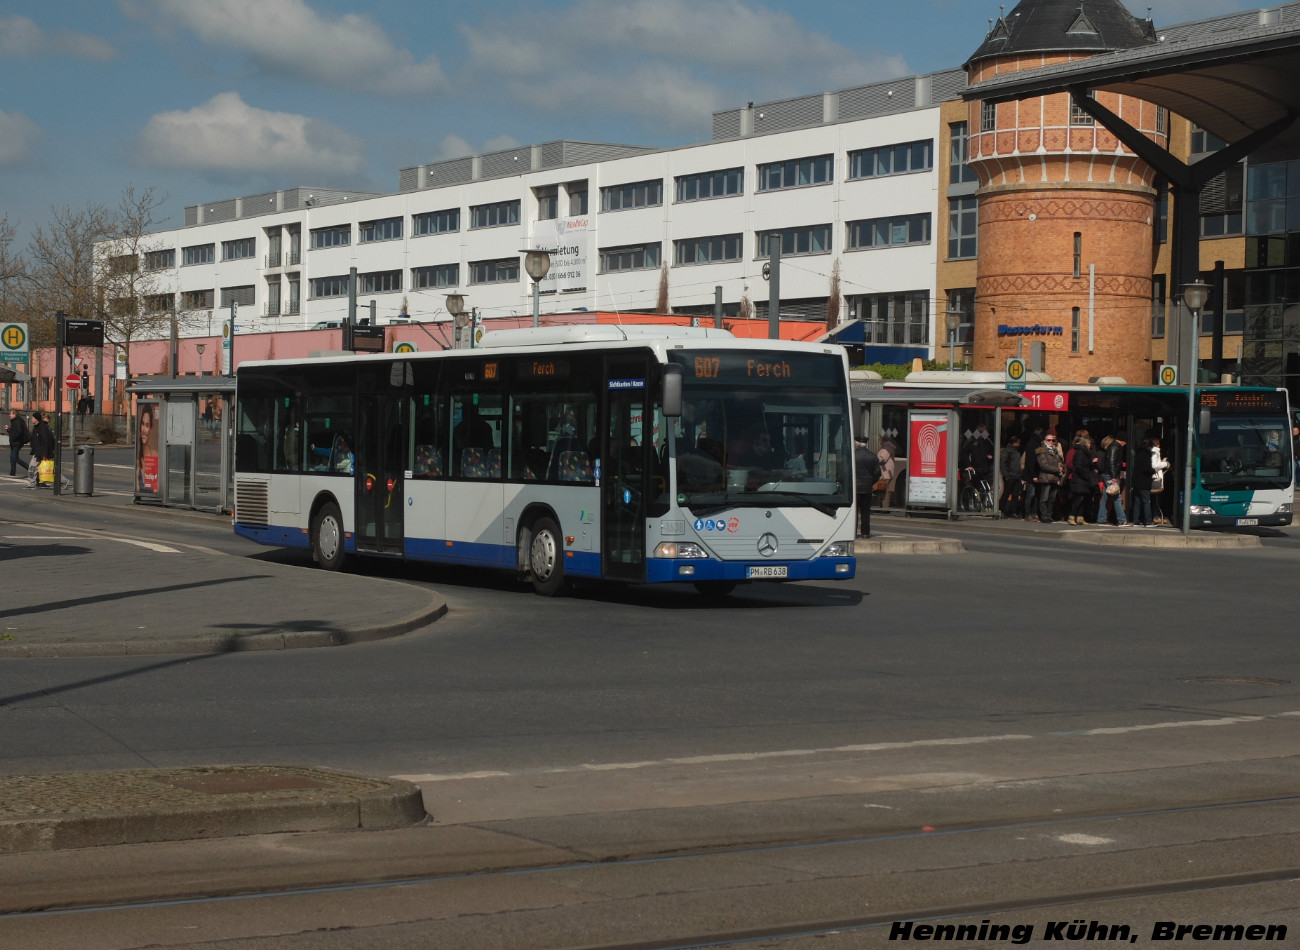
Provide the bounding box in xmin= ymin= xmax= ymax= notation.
xmin=311 ymin=275 xmax=351 ymax=298
xmin=470 ymin=200 xmax=521 ymax=229
xmin=1151 ymin=274 xmax=1167 ymax=338
xmin=1156 ymin=106 xmax=1168 ymax=136
xmin=1071 ymin=307 xmax=1081 ymax=352
xmin=568 ymin=185 xmax=588 ymax=217
xmin=143 ymin=293 xmax=174 ymax=313
xmin=847 ymin=215 xmax=929 ymax=250
xmin=946 ymin=288 xmax=976 ymax=345
xmin=470 ymin=259 xmax=519 ymax=284
xmin=222 ymin=238 xmax=256 ymax=261
xmin=980 ymin=100 xmax=997 ymax=132
xmin=757 ymin=154 xmax=833 ymax=192
xmin=221 ymin=285 xmax=255 ymax=308
xmin=310 ymin=226 xmax=351 ymax=249
xmin=1073 ymin=232 xmax=1083 ymax=279
xmin=674 ymin=234 xmax=743 ymax=265
xmin=1070 ymin=91 xmax=1096 ymax=126
xmin=947 ymin=198 xmax=978 ymax=259
xmin=413 ymin=208 xmax=460 ymax=235
xmin=1191 ymin=125 xmax=1228 ymax=154
xmin=1202 ymin=212 xmax=1244 ymax=238
xmin=1156 ymin=190 xmax=1169 ymax=244
xmin=181 ymin=289 xmax=214 ymax=311
xmin=144 ymin=249 xmax=175 ymax=271
xmin=265 ymin=278 xmax=281 ymax=316
xmin=182 ymin=244 xmax=215 ymax=266
xmin=949 ymin=123 xmax=979 ymax=185
xmin=676 ymin=167 xmax=743 ymax=202
xmin=758 ymin=225 xmax=832 ymax=258
xmin=600 ymin=179 xmax=663 ymax=212
xmin=599 ymin=243 xmax=661 ymax=273
xmin=360 ymin=217 xmax=402 ymax=243
xmin=361 ymin=270 xmax=401 ymax=293
xmin=860 ymin=291 xmax=930 ymax=346
xmin=848 ymin=140 xmax=933 ymax=179
xmin=535 ymin=187 xmax=558 ymax=221
xmin=412 ymin=264 xmax=459 ymax=289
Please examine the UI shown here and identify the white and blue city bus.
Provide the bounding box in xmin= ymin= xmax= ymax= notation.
xmin=232 ymin=325 xmax=857 ymax=596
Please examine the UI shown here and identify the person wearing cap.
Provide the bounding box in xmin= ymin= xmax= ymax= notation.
xmin=854 ymin=435 xmax=882 ymax=539
xmin=26 ymin=410 xmax=55 ymax=488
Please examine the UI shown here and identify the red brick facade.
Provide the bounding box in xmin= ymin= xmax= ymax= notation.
xmin=968 ymin=53 xmax=1167 ymax=383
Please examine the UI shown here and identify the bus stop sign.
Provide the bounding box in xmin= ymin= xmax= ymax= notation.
xmin=1005 ymin=357 xmax=1027 ymax=392
xmin=1159 ymin=365 xmax=1178 ymax=386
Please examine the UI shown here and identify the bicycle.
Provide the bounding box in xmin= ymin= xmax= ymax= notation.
xmin=959 ymin=469 xmax=994 ymax=514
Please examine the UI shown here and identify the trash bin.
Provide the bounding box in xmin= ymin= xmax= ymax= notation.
xmin=74 ymin=444 xmax=94 ymax=496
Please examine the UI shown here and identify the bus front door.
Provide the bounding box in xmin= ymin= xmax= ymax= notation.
xmin=355 ymin=394 xmax=405 ymax=556
xmin=602 ymin=359 xmax=649 ymax=582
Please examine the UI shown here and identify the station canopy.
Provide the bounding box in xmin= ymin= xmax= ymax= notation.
xmin=965 ymin=6 xmax=1300 ymax=154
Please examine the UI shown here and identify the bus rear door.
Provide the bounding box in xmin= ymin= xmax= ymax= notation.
xmin=603 ymin=357 xmax=650 ymax=582
xmin=354 ymin=391 xmax=406 ymax=556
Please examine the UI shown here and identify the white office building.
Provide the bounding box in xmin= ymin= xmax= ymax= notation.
xmin=119 ymin=68 xmax=966 ymax=364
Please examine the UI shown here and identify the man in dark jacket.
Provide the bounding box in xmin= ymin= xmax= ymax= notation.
xmin=26 ymin=411 xmax=55 ymax=488
xmin=854 ymin=436 xmax=882 ymax=539
xmin=5 ymin=408 xmax=28 ymax=477
xmin=1097 ymin=432 xmax=1130 ymax=526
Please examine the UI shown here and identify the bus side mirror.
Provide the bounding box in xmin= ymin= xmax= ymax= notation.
xmin=1198 ymin=407 xmax=1211 ymax=436
xmin=663 ymin=365 xmax=683 ymax=418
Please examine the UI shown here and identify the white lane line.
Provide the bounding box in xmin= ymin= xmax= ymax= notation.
xmin=2 ymin=534 xmax=181 ymax=553
xmin=393 ymin=712 xmax=1300 ymax=785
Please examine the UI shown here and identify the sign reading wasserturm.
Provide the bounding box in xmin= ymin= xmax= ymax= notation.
xmin=530 ymin=217 xmax=590 ymax=294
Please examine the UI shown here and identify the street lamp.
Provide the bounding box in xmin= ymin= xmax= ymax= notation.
xmin=196 ymin=343 xmax=206 ymax=377
xmin=945 ymin=308 xmax=962 ymax=371
xmin=445 ymin=293 xmax=466 ymax=349
xmin=523 ymin=249 xmax=551 ymax=328
xmin=1180 ymin=280 xmax=1211 ymax=537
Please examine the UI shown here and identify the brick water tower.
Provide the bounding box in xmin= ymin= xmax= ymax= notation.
xmin=965 ymin=0 xmax=1165 ymax=383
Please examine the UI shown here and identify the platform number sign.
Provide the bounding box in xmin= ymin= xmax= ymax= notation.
xmin=1 ymin=323 xmax=28 ymax=364
xmin=1159 ymin=365 xmax=1178 ymax=387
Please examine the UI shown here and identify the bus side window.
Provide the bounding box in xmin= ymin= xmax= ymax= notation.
xmin=412 ymin=390 xmax=445 ymax=480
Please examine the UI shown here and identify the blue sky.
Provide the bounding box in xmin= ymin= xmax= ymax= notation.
xmin=0 ymin=0 xmax=1255 ymax=245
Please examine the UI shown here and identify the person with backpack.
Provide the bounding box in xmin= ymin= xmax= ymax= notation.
xmin=999 ymin=433 xmax=1023 ymax=517
xmin=854 ymin=435 xmax=883 ymax=539
xmin=5 ymin=408 xmax=28 ymax=477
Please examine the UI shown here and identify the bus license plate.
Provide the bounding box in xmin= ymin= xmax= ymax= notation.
xmin=747 ymin=565 xmax=788 ymax=579
xmin=1236 ymin=518 xmax=1259 ymax=526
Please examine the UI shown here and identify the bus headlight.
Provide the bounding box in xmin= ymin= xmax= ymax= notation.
xmin=654 ymin=541 xmax=706 ymax=559
xmin=822 ymin=541 xmax=854 ymax=557
xmin=1279 ymin=503 xmax=1292 ymax=514
xmin=1190 ymin=506 xmax=1216 ymax=515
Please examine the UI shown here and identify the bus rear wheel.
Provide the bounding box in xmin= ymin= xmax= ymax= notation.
xmin=312 ymin=502 xmax=345 ymax=572
xmin=528 ymin=516 xmax=566 ymax=596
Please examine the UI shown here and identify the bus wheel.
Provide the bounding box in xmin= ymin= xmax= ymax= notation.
xmin=528 ymin=516 xmax=566 ymax=596
xmin=312 ymin=502 xmax=345 ymax=572
xmin=694 ymin=581 xmax=737 ymax=597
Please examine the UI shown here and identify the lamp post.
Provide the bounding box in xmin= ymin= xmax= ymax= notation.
xmin=196 ymin=343 xmax=206 ymax=376
xmin=945 ymin=308 xmax=962 ymax=371
xmin=1180 ymin=280 xmax=1211 ymax=537
xmin=523 ymin=249 xmax=551 ymax=328
xmin=446 ymin=293 xmax=466 ymax=349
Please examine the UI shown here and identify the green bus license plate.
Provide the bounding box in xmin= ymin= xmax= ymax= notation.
xmin=747 ymin=565 xmax=788 ymax=579
xmin=1236 ymin=518 xmax=1259 ymax=526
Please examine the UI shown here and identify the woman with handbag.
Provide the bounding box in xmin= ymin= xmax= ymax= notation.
xmin=26 ymin=411 xmax=55 ymax=489
xmin=1131 ymin=433 xmax=1168 ymax=527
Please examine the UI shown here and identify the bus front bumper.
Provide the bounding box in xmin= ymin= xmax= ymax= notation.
xmin=646 ymin=557 xmax=856 ymax=584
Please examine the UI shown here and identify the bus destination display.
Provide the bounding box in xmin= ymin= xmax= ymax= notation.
xmin=675 ymin=351 xmax=837 ymax=385
xmin=1199 ymin=390 xmax=1287 ymax=412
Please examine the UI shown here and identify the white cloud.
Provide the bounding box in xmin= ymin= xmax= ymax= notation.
xmin=459 ymin=0 xmax=906 ymax=128
xmin=134 ymin=93 xmax=367 ymax=178
xmin=431 ymin=134 xmax=520 ymax=162
xmin=0 ymin=110 xmax=41 ymax=166
xmin=0 ymin=15 xmax=115 ymax=60
xmin=126 ymin=0 xmax=445 ymax=96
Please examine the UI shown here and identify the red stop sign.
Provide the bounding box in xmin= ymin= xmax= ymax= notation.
xmin=65 ymin=373 xmax=81 ymax=390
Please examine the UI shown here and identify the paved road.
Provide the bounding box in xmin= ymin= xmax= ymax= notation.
xmin=2 ymin=484 xmax=1298 ymax=946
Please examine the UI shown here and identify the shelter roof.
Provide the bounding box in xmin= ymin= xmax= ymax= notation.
xmin=965 ymin=4 xmax=1300 ymax=154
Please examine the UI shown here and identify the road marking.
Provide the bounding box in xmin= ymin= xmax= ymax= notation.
xmin=394 ymin=712 xmax=1300 ymax=784
xmin=3 ymin=534 xmax=181 ymax=553
xmin=1056 ymin=833 xmax=1114 ymax=846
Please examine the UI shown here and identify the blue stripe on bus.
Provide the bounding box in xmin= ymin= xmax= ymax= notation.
xmin=401 ymin=538 xmax=603 ymax=577
xmin=234 ymin=524 xmax=312 ymax=549
xmin=645 ymin=558 xmax=855 ymax=583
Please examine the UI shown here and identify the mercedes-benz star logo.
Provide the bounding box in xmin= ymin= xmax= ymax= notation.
xmin=757 ymin=533 xmax=778 ymax=557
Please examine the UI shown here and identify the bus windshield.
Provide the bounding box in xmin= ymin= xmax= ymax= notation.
xmin=1199 ymin=414 xmax=1293 ymax=491
xmin=668 ymin=350 xmax=852 ymax=513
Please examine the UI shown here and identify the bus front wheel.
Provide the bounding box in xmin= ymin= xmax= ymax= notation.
xmin=528 ymin=516 xmax=566 ymax=596
xmin=312 ymin=502 xmax=346 ymax=572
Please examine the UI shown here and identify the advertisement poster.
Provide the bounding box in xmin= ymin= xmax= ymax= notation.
xmin=906 ymin=411 xmax=950 ymax=507
xmin=530 ymin=216 xmax=590 ymax=293
xmin=136 ymin=402 xmax=160 ymax=496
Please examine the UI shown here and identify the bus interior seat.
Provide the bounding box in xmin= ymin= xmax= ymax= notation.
xmin=461 ymin=447 xmax=502 ymax=479
xmin=559 ymin=450 xmax=592 ymax=482
xmin=414 ymin=445 xmax=444 ymax=477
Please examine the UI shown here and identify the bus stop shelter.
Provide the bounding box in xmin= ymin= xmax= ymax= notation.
xmin=127 ymin=376 xmax=235 ymax=513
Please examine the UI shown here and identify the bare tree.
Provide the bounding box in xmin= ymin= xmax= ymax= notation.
xmin=655 ymin=263 xmax=671 ymax=314
xmin=22 ymin=202 xmax=112 ymax=347
xmin=94 ymin=186 xmax=175 ymax=368
xmin=0 ymin=214 xmax=27 ymax=325
xmin=738 ymin=293 xmax=754 ymax=321
xmin=825 ymin=259 xmax=842 ymax=331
